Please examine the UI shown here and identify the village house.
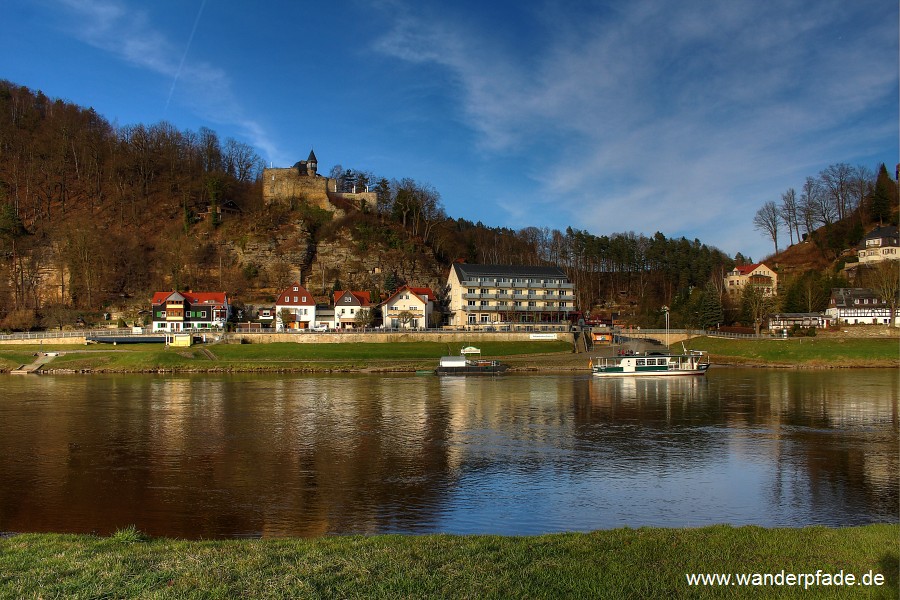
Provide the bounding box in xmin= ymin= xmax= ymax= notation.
xmin=724 ymin=263 xmax=778 ymax=299
xmin=381 ymin=286 xmax=436 ymax=329
xmin=274 ymin=282 xmax=316 ymax=331
xmin=151 ymin=291 xmax=230 ymax=332
xmin=333 ymin=291 xmax=373 ymax=329
xmin=856 ymin=226 xmax=899 ymax=265
xmin=768 ymin=312 xmax=830 ymax=332
xmin=445 ymin=264 xmax=575 ymax=328
xmin=825 ymin=288 xmax=898 ymax=326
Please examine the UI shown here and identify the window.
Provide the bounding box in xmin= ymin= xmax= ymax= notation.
xmin=560 ymin=302 xmax=567 ymax=308
xmin=293 ymin=286 xmax=298 ymax=292
xmin=480 ymin=315 xmax=490 ymax=323
xmin=467 ymin=300 xmax=475 ymax=306
xmin=637 ymin=359 xmax=645 ymax=366
xmin=468 ymin=288 xmax=475 ymax=294
xmin=528 ymin=301 xmax=536 ymax=307
xmin=514 ymin=301 xmax=522 ymax=307
xmin=293 ymin=296 xmax=298 ymax=303
xmin=480 ymin=301 xmax=488 ymax=306
xmin=480 ymin=289 xmax=488 ymax=294
xmin=468 ymin=315 xmax=477 ymax=324
xmin=345 ymin=297 xmax=352 ymax=303
xmin=302 ymin=296 xmax=307 ymax=302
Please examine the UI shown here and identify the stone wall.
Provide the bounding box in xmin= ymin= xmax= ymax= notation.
xmin=227 ymin=331 xmax=575 ymax=346
xmin=262 ymin=168 xmax=332 ymax=209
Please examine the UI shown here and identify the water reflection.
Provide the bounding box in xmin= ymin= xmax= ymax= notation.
xmin=0 ymin=369 xmax=896 ymax=538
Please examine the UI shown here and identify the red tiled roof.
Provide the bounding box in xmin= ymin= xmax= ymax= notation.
xmin=151 ymin=291 xmax=228 ymax=305
xmin=276 ymin=282 xmax=315 ymax=306
xmin=333 ymin=290 xmax=372 ymax=306
xmin=382 ymin=285 xmax=436 ymax=305
xmin=733 ymin=263 xmax=762 ymax=275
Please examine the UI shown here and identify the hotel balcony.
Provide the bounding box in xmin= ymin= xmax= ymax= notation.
xmin=459 ymin=280 xmax=574 ymax=290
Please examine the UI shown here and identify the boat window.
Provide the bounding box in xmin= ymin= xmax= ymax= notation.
xmin=636 ymin=359 xmax=645 ymax=366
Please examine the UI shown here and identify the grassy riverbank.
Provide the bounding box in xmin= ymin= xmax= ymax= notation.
xmin=681 ymin=336 xmax=899 ymax=368
xmin=0 ymin=341 xmax=574 ymax=373
xmin=1 ymin=335 xmax=896 ymax=373
xmin=2 ymin=525 xmax=896 ymax=598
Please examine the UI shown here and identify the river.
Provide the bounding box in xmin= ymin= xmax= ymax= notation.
xmin=0 ymin=368 xmax=896 ymax=538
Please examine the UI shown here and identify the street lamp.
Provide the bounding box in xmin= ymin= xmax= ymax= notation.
xmin=661 ymin=305 xmax=670 ymax=349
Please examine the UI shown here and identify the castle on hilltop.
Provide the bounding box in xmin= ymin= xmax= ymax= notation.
xmin=262 ymin=150 xmax=376 ymax=213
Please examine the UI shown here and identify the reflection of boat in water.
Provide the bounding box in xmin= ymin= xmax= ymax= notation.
xmin=435 ymin=346 xmax=509 ymax=375
xmin=591 ymin=349 xmax=709 ymax=377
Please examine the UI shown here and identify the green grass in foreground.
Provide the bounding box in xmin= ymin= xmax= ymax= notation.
xmin=1 ymin=525 xmax=896 ymax=599
xmin=682 ymin=336 xmax=899 ymax=366
xmin=0 ymin=341 xmax=572 ymax=372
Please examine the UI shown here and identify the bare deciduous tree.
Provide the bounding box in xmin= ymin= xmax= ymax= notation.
xmin=779 ymin=188 xmax=800 ymax=246
xmin=864 ymin=261 xmax=900 ymax=328
xmin=753 ymin=201 xmax=781 ymax=255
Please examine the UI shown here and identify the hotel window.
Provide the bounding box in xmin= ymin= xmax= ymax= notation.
xmin=468 ymin=288 xmax=475 ymax=294
xmin=468 ymin=300 xmax=475 ymax=306
xmin=480 ymin=301 xmax=488 ymax=306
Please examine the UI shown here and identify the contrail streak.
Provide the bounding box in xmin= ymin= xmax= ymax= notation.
xmin=165 ymin=0 xmax=207 ymax=115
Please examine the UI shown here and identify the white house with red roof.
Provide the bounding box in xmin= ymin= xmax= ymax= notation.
xmin=381 ymin=286 xmax=436 ymax=329
xmin=724 ymin=263 xmax=778 ymax=299
xmin=275 ymin=282 xmax=317 ymax=331
xmin=151 ymin=291 xmax=230 ymax=331
xmin=333 ymin=290 xmax=373 ymax=329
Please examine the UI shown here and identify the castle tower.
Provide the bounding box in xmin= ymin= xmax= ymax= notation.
xmin=307 ymin=149 xmax=317 ymax=177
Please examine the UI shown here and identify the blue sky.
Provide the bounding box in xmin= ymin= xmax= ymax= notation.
xmin=2 ymin=0 xmax=897 ymax=260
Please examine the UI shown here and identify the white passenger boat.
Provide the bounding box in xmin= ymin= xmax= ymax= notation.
xmin=591 ymin=350 xmax=709 ymax=377
xmin=435 ymin=346 xmax=509 ymax=375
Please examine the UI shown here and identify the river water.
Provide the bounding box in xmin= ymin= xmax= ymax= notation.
xmin=0 ymin=369 xmax=896 ymax=539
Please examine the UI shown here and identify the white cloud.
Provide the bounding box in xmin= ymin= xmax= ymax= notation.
xmin=51 ymin=0 xmax=282 ymax=162
xmin=374 ymin=0 xmax=898 ymax=257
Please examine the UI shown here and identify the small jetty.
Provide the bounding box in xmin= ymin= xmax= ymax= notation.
xmin=11 ymin=352 xmax=61 ymax=374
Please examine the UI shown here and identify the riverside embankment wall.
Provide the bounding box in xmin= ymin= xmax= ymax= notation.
xmin=228 ymin=331 xmax=575 ymax=345
xmin=0 ymin=331 xmax=575 ymax=346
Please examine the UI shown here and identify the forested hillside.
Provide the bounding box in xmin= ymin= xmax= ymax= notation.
xmin=4 ymin=80 xmax=856 ymax=331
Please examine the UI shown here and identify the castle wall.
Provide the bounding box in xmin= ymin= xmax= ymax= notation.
xmin=262 ymin=168 xmax=378 ymax=213
xmin=262 ymin=168 xmax=332 ymax=210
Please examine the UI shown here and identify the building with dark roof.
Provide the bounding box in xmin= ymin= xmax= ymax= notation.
xmin=446 ymin=264 xmax=575 ymax=327
xmin=857 ymin=226 xmax=899 ymax=265
xmin=826 ymin=288 xmax=899 ymax=326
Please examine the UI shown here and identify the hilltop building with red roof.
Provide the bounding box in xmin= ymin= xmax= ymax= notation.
xmin=725 ymin=263 xmax=778 ymax=299
xmin=151 ymin=291 xmax=230 ymax=331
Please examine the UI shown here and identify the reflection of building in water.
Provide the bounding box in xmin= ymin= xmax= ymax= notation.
xmin=441 ymin=376 xmax=577 ymax=474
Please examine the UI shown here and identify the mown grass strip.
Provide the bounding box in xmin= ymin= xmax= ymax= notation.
xmin=683 ymin=336 xmax=899 ymax=366
xmin=1 ymin=525 xmax=896 ymax=599
xmin=0 ymin=341 xmax=573 ymax=372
